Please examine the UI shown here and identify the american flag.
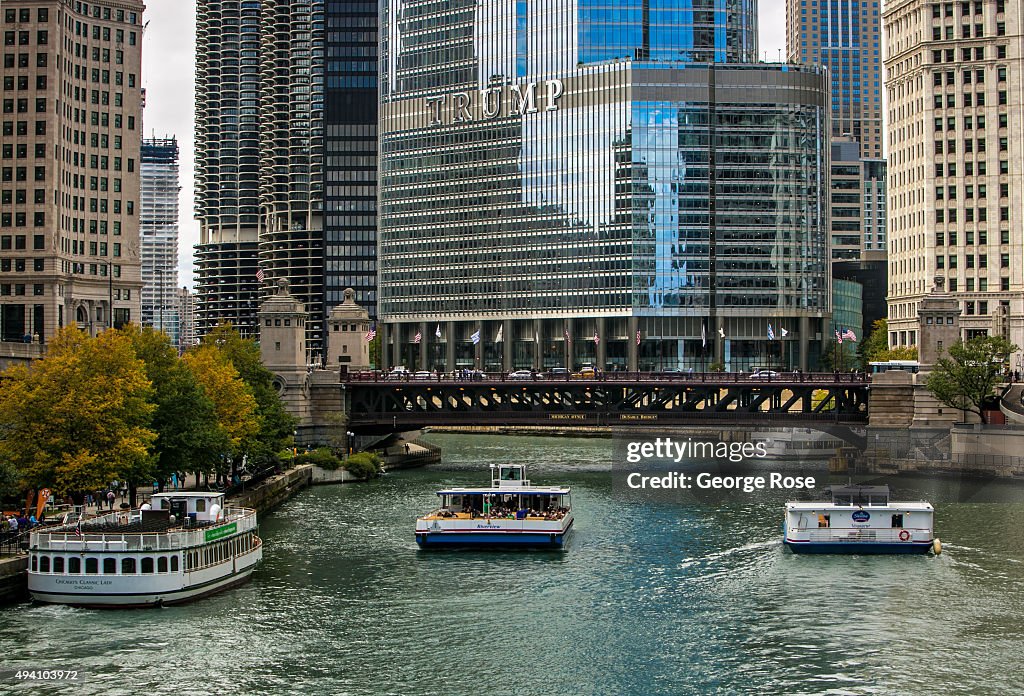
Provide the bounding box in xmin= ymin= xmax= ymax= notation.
xmin=256 ymin=267 xmax=265 ymax=283
xmin=412 ymin=331 xmax=422 ymax=344
xmin=636 ymin=329 xmax=641 ymax=346
xmin=842 ymin=328 xmax=858 ymax=342
xmin=564 ymin=328 xmax=570 ymax=342
xmin=835 ymin=329 xmax=843 ymax=344
xmin=593 ymin=331 xmax=600 ymax=345
xmin=365 ymin=324 xmax=376 ymax=342
xmin=74 ymin=520 xmax=82 ymax=537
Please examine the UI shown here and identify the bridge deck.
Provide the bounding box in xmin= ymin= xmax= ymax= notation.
xmin=344 ymin=373 xmax=869 ymax=432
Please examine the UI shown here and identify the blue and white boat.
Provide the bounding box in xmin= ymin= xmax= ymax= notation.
xmin=415 ymin=464 xmax=573 ymax=549
xmin=784 ymin=485 xmax=940 ymax=554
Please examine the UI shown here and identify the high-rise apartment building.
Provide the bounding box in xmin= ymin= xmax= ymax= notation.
xmin=194 ymin=0 xmax=262 ymax=339
xmin=884 ymin=0 xmax=1024 ymax=356
xmin=787 ymin=0 xmax=884 ymax=158
xmin=176 ymin=284 xmax=196 ymax=351
xmin=0 ymin=0 xmax=145 ymax=354
xmin=197 ymin=1 xmax=377 ymax=360
xmin=378 ymin=0 xmax=831 ymax=373
xmin=140 ymin=136 xmax=179 ymax=341
xmin=830 ymin=136 xmax=886 ymax=261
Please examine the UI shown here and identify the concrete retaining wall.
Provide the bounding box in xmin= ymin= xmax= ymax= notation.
xmin=0 ymin=555 xmax=28 ymax=605
xmin=229 ymin=464 xmax=313 ymax=513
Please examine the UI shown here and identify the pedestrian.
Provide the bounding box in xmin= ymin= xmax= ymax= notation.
xmin=106 ymin=490 xmax=116 ymax=510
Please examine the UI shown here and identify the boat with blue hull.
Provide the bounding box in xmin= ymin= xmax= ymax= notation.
xmin=415 ymin=464 xmax=573 ymax=549
xmin=784 ymin=485 xmax=940 ymax=555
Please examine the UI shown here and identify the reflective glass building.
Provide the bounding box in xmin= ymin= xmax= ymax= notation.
xmin=379 ymin=0 xmax=830 ymax=372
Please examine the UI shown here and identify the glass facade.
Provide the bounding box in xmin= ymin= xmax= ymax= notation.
xmin=324 ymin=0 xmax=379 ymax=320
xmin=379 ymin=0 xmax=829 ymax=372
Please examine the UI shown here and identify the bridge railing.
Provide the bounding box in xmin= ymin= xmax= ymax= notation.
xmin=341 ymin=371 xmax=870 ymax=384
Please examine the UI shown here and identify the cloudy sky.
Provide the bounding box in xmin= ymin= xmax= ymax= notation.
xmin=142 ymin=1 xmax=788 ymax=289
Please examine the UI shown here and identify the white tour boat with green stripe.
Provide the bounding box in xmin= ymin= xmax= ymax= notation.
xmin=27 ymin=492 xmax=262 ymax=608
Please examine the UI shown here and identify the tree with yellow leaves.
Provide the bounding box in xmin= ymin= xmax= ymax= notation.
xmin=0 ymin=326 xmax=155 ymax=496
xmin=182 ymin=345 xmax=260 ymax=479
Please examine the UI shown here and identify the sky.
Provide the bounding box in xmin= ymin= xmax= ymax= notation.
xmin=141 ymin=1 xmax=789 ymax=290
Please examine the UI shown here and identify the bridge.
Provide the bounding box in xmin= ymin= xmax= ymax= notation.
xmin=343 ymin=372 xmax=869 ymax=434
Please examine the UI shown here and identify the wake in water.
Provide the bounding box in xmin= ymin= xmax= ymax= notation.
xmin=677 ymin=538 xmax=781 ymax=570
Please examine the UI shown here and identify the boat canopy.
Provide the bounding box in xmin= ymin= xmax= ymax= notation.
xmin=828 ymin=485 xmax=889 ymax=507
xmin=435 ymin=487 xmax=570 ymax=496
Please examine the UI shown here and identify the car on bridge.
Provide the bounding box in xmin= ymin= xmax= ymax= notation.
xmin=545 ymin=367 xmax=570 ymax=379
xmin=507 ymin=370 xmax=535 ymax=380
xmin=387 ymin=367 xmax=409 ymax=380
xmin=749 ymin=369 xmax=780 ymax=379
xmin=413 ymin=371 xmax=434 ymax=380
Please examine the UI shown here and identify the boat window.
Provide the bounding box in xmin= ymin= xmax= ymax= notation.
xmin=501 ymin=466 xmax=522 ymax=480
xmin=818 ymin=514 xmax=830 ymax=528
xmin=158 ymin=556 xmax=168 ymax=573
xmin=196 ymin=499 xmax=207 ymax=512
xmin=122 ymin=557 xmax=136 ymax=574
xmin=39 ymin=556 xmax=49 ymax=572
xmin=31 ymin=555 xmax=37 ymax=572
xmin=891 ymin=514 xmax=904 ymax=528
xmin=69 ymin=557 xmax=81 ymax=574
xmin=53 ymin=557 xmax=64 ymax=573
xmin=85 ymin=558 xmax=98 ymax=574
xmin=103 ymin=558 xmax=116 ymax=574
xmin=171 ymin=555 xmax=179 ymax=572
xmin=141 ymin=557 xmax=153 ymax=574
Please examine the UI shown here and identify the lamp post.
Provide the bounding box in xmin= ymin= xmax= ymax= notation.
xmin=347 ymin=431 xmax=355 ymax=456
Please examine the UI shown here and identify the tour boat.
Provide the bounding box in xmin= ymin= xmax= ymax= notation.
xmin=783 ymin=484 xmax=940 ymax=554
xmin=415 ymin=464 xmax=573 ymax=548
xmin=27 ymin=492 xmax=262 ymax=607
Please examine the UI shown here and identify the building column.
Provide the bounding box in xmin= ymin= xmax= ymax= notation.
xmin=419 ymin=321 xmax=428 ymax=370
xmin=502 ymin=318 xmax=513 ymax=372
xmin=391 ymin=323 xmax=403 ymax=368
xmin=533 ymin=318 xmax=543 ymax=368
xmin=379 ymin=323 xmax=390 ymax=371
xmin=799 ymin=316 xmax=810 ymax=372
xmin=596 ymin=316 xmax=607 ymax=369
xmin=628 ymin=316 xmax=639 ymax=372
xmin=445 ymin=321 xmax=456 ymax=372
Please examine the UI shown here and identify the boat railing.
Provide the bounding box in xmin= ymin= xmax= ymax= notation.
xmin=806 ymin=527 xmax=931 ymax=543
xmin=28 ymin=507 xmax=257 ymax=552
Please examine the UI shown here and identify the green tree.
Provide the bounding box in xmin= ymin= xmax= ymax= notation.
xmin=183 ymin=346 xmax=260 ymax=466
xmin=200 ymin=324 xmax=296 ymax=467
xmin=861 ymin=319 xmax=889 ymax=363
xmin=368 ymin=333 xmax=381 ymax=369
xmin=0 ymin=326 xmax=155 ymax=495
xmin=119 ymin=325 xmax=227 ymax=490
xmin=926 ymin=335 xmax=1018 ymax=423
xmin=859 ymin=319 xmax=919 ymax=363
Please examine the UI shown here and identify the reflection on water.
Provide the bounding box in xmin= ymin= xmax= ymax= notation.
xmin=1 ymin=433 xmax=1023 ymax=695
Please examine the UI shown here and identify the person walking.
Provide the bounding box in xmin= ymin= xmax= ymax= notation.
xmin=106 ymin=490 xmax=116 ymax=510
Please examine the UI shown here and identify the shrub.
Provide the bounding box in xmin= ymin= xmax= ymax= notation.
xmin=344 ymin=452 xmax=382 ymax=480
xmin=295 ymin=447 xmax=343 ymax=470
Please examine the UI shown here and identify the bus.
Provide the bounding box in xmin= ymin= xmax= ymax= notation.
xmin=869 ymin=360 xmax=921 ymax=374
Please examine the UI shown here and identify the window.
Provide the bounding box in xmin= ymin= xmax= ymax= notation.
xmin=141 ymin=557 xmax=154 ymax=574
xmin=122 ymin=557 xmax=136 ymax=574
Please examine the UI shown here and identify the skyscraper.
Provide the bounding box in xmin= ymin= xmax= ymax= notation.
xmin=0 ymin=0 xmax=146 ymax=356
xmin=787 ymin=0 xmax=884 ymax=158
xmin=884 ymin=0 xmax=1023 ymax=358
xmin=324 ymin=1 xmax=378 ymax=320
xmin=378 ymin=0 xmax=831 ymax=372
xmin=194 ymin=0 xmax=262 ymax=339
xmin=197 ymin=1 xmax=377 ymax=360
xmin=140 ymin=136 xmax=180 ymax=340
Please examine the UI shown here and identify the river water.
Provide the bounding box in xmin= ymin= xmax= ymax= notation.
xmin=2 ymin=433 xmax=1024 ymax=695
